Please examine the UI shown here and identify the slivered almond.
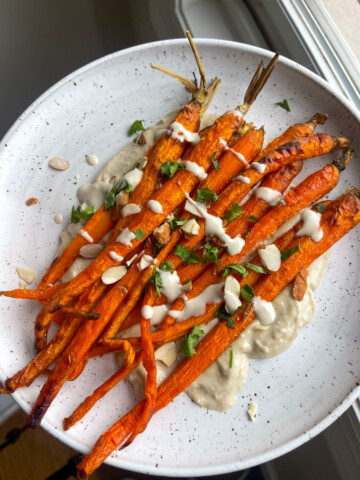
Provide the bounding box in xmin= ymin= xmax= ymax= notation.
xmin=154 ymin=223 xmax=171 ymax=244
xmin=16 ymin=267 xmax=36 ymax=285
xmin=115 ymin=190 xmax=129 ymax=206
xmin=101 ymin=265 xmax=127 ymax=285
xmin=49 ymin=156 xmax=70 ymax=171
xmin=247 ymin=402 xmax=258 ymax=421
xmin=25 ymin=197 xmax=39 ymax=206
xmin=293 ymin=267 xmax=308 ymax=301
xmin=19 ymin=279 xmax=27 ymax=289
xmin=181 ymin=219 xmax=200 ymax=236
xmin=79 ymin=243 xmax=104 ymax=259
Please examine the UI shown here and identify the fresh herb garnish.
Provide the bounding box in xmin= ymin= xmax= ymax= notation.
xmin=245 ymin=231 xmax=250 ymax=238
xmin=240 ymin=284 xmax=254 ymax=303
xmin=168 ymin=217 xmax=188 ymax=231
xmin=315 ymin=203 xmax=326 ymax=212
xmin=229 ymin=349 xmax=234 ymax=368
xmin=174 ymin=245 xmax=201 ymax=265
xmin=211 ymin=151 xmax=220 ymax=171
xmin=152 ymin=241 xmax=164 ymax=257
xmin=104 ymin=181 xmax=131 ymax=210
xmin=222 ymin=263 xmax=248 ymax=279
xmin=225 ymin=203 xmax=244 ymax=223
xmin=275 ymin=99 xmax=291 ymax=112
xmin=160 ymin=260 xmax=174 ymax=272
xmin=196 ymin=187 xmax=219 ymax=204
xmin=70 ymin=206 xmax=94 ymax=224
xmin=248 ymin=215 xmax=259 ymax=223
xmin=184 ymin=278 xmax=191 ymax=285
xmin=133 ymin=229 xmax=146 ymax=240
xmin=160 ymin=161 xmax=185 ymax=179
xmin=202 ymin=242 xmax=223 ymax=264
xmin=280 ymin=244 xmax=300 ymax=261
xmin=244 ymin=263 xmax=267 ymax=274
xmin=180 ymin=326 xmax=205 ymax=357
xmin=215 ymin=305 xmax=236 ymax=328
xmin=272 ymin=200 xmax=282 ymax=208
xmin=150 ymin=270 xmax=162 ymax=296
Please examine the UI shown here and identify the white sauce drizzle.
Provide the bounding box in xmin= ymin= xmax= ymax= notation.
xmin=159 ymin=269 xmax=183 ymax=303
xmin=116 ymin=228 xmax=135 ymax=246
xmin=126 ymin=253 xmax=138 ymax=267
xmin=251 ymin=162 xmax=266 ymax=174
xmin=166 ymin=121 xmax=200 ymax=145
xmin=170 ymin=283 xmax=224 ymax=322
xmin=255 ymin=187 xmax=283 ymax=205
xmin=182 ymin=160 xmax=207 ymax=180
xmin=141 ymin=305 xmax=154 ymax=319
xmin=184 ymin=196 xmax=245 ymax=255
xmin=224 ymin=275 xmax=242 ymax=314
xmin=296 ymin=208 xmax=323 ymax=242
xmin=54 ymin=213 xmax=63 ymax=224
xmin=109 ymin=251 xmax=123 ymax=262
xmin=122 ymin=167 xmax=143 ymax=190
xmin=235 ymin=175 xmax=251 ymax=184
xmin=252 ymin=296 xmax=276 ymax=325
xmin=80 ymin=229 xmax=93 ymax=243
xmin=147 ymin=199 xmax=163 ymax=214
xmin=121 ymin=203 xmax=142 ymax=217
xmin=225 ymin=147 xmax=247 ymax=165
xmin=86 ymin=154 xmax=99 ymax=166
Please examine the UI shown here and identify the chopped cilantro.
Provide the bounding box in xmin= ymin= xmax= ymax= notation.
xmin=180 ymin=326 xmax=205 ymax=357
xmin=152 ymin=241 xmax=164 ymax=257
xmin=104 ymin=181 xmax=131 ymax=210
xmin=70 ymin=205 xmax=94 ymax=224
xmin=315 ymin=203 xmax=326 ymax=212
xmin=160 ymin=260 xmax=174 ymax=272
xmin=240 ymin=284 xmax=254 ymax=303
xmin=133 ymin=229 xmax=146 ymax=240
xmin=280 ymin=244 xmax=300 ymax=261
xmin=174 ymin=245 xmax=201 ymax=265
xmin=229 ymin=349 xmax=234 ymax=368
xmin=168 ymin=217 xmax=188 ymax=231
xmin=184 ymin=278 xmax=191 ymax=285
xmin=225 ymin=203 xmax=244 ymax=223
xmin=275 ymin=99 xmax=291 ymax=112
xmin=202 ymin=242 xmax=223 ymax=264
xmin=248 ymin=215 xmax=259 ymax=223
xmin=222 ymin=263 xmax=248 ymax=279
xmin=150 ymin=269 xmax=162 ymax=296
xmin=215 ymin=305 xmax=236 ymax=328
xmin=160 ymin=161 xmax=185 ymax=178
xmin=211 ymin=151 xmax=220 ymax=171
xmin=129 ymin=120 xmax=145 ymax=135
xmin=196 ymin=187 xmax=219 ymax=204
xmin=245 ymin=231 xmax=250 ymax=238
xmin=244 ymin=263 xmax=267 ymax=274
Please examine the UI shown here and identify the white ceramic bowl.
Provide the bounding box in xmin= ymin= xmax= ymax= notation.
xmin=0 ymin=39 xmax=359 ymax=476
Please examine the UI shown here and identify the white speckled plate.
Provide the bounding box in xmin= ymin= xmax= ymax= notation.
xmin=0 ymin=40 xmax=359 ymax=476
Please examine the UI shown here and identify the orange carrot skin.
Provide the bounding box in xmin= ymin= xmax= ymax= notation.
xmin=0 ymin=283 xmax=66 ymax=300
xmin=39 ymin=101 xmax=202 ymax=289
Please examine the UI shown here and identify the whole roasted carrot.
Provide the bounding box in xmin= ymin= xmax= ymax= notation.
xmin=76 ymin=190 xmax=360 ymax=478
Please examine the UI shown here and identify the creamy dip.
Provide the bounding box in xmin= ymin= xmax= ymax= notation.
xmin=54 ymin=109 xmax=329 ymax=414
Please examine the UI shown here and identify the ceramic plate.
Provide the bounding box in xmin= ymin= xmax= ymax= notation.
xmin=0 ymin=39 xmax=359 ymax=476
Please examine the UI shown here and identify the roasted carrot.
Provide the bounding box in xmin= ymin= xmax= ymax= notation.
xmin=0 ymin=283 xmax=66 ymax=300
xmin=77 ymin=190 xmax=360 ymax=478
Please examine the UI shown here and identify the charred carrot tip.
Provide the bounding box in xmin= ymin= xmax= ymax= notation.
xmin=332 ymin=148 xmax=353 ymax=172
xmin=311 ymin=113 xmax=328 ymax=125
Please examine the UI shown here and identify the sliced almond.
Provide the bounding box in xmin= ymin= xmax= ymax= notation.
xmin=138 ymin=254 xmax=154 ymax=271
xmin=25 ymin=197 xmax=39 ymax=206
xmin=16 ymin=267 xmax=36 ymax=285
xmin=49 ymin=156 xmax=70 ymax=171
xmin=19 ymin=279 xmax=27 ymax=289
xmin=181 ymin=218 xmax=200 ymax=236
xmin=258 ymin=244 xmax=281 ymax=272
xmin=79 ymin=243 xmax=104 ymax=259
xmin=183 ymin=280 xmax=192 ymax=292
xmin=155 ymin=342 xmax=178 ymax=367
xmin=247 ymin=402 xmax=258 ymax=421
xmin=115 ymin=190 xmax=129 ymax=206
xmin=101 ymin=265 xmax=127 ymax=285
xmin=153 ymin=223 xmax=171 ymax=244
xmin=121 ymin=203 xmax=142 ymax=217
xmin=293 ymin=267 xmax=308 ymax=301
xmin=138 ymin=132 xmax=147 ymax=145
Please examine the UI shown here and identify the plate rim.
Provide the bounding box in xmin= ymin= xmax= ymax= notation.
xmin=1 ymin=37 xmax=360 ymax=476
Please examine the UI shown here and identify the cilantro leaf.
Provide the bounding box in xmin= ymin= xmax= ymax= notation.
xmin=152 ymin=241 xmax=164 ymax=257
xmin=244 ymin=263 xmax=267 ymax=274
xmin=168 ymin=217 xmax=188 ymax=231
xmin=160 ymin=260 xmax=174 ymax=272
xmin=275 ymin=99 xmax=291 ymax=112
xmin=215 ymin=306 xmax=236 ymax=328
xmin=174 ymin=245 xmax=201 ymax=265
xmin=229 ymin=349 xmax=234 ymax=368
xmin=196 ymin=187 xmax=219 ymax=204
xmin=211 ymin=151 xmax=220 ymax=171
xmin=104 ymin=182 xmax=131 ymax=211
xmin=129 ymin=120 xmax=145 ymax=135
xmin=160 ymin=161 xmax=185 ymax=179
xmin=181 ymin=326 xmax=205 ymax=357
xmin=70 ymin=206 xmax=94 ymax=224
xmin=202 ymin=242 xmax=223 ymax=264
xmin=315 ymin=203 xmax=326 ymax=212
xmin=184 ymin=278 xmax=191 ymax=285
xmin=225 ymin=203 xmax=244 ymax=223
xmin=150 ymin=269 xmax=162 ymax=296
xmin=280 ymin=244 xmax=300 ymax=261
xmin=133 ymin=229 xmax=146 ymax=240
xmin=240 ymin=284 xmax=254 ymax=303
xmin=222 ymin=263 xmax=248 ymax=279
xmin=245 ymin=231 xmax=250 ymax=238
xmin=248 ymin=215 xmax=259 ymax=223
